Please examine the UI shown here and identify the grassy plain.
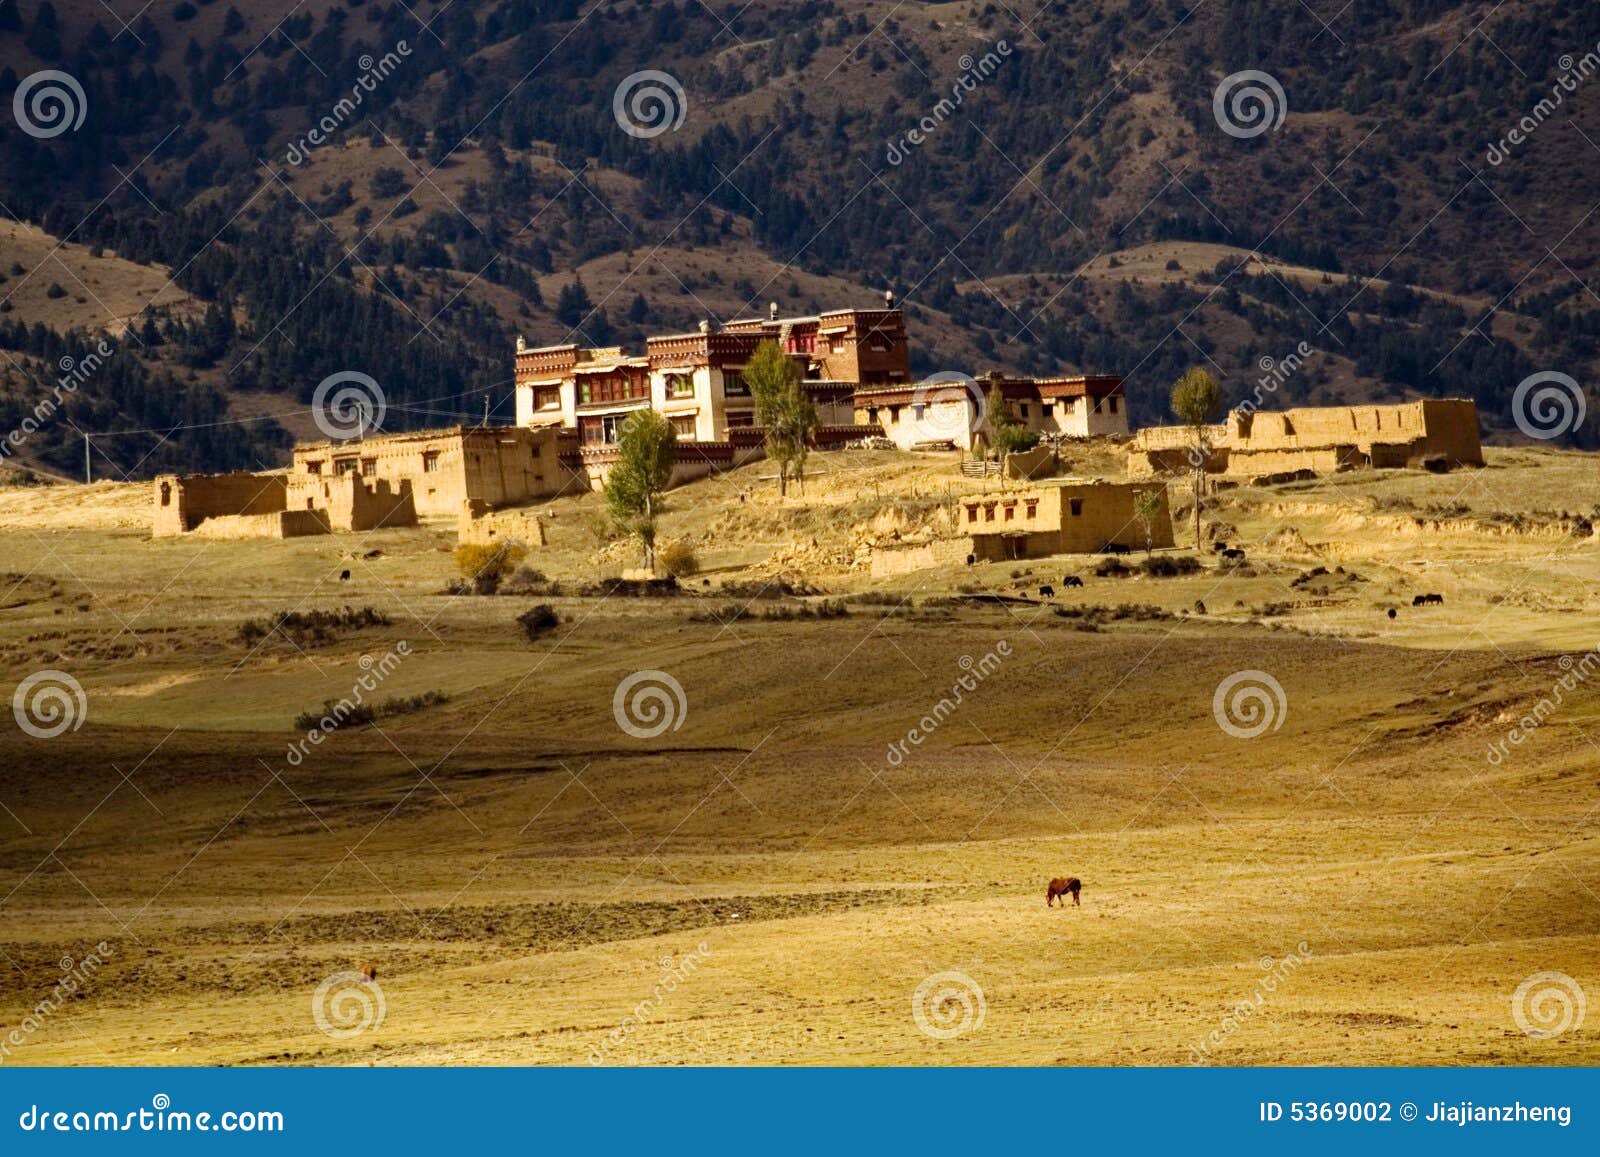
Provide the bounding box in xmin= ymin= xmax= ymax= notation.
xmin=0 ymin=446 xmax=1596 ymax=1065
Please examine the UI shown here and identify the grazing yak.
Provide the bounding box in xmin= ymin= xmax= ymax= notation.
xmin=1046 ymin=877 xmax=1082 ymax=907
xmin=1062 ymin=575 xmax=1084 ymax=587
xmin=339 ymin=569 xmax=351 ymax=581
xmin=1039 ymin=585 xmax=1056 ymax=599
xmin=1412 ymin=593 xmax=1445 ymax=606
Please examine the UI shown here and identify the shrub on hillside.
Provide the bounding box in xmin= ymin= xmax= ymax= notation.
xmin=453 ymin=542 xmax=527 ymax=594
xmin=658 ymin=541 xmax=699 ymax=578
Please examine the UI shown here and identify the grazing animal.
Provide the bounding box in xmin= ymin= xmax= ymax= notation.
xmin=359 ymin=962 xmax=378 ymax=983
xmin=1039 ymin=585 xmax=1056 ymax=599
xmin=339 ymin=569 xmax=351 ymax=581
xmin=1062 ymin=575 xmax=1083 ymax=587
xmin=1424 ymin=593 xmax=1444 ymax=605
xmin=1412 ymin=594 xmax=1427 ymax=606
xmin=1102 ymin=543 xmax=1130 ymax=555
xmin=1212 ymin=542 xmax=1228 ymax=554
xmin=1221 ymin=547 xmax=1245 ymax=561
xmin=1387 ymin=608 xmax=1397 ymax=619
xmin=966 ymin=553 xmax=977 ymax=567
xmin=1193 ymin=599 xmax=1207 ymax=614
xmin=1046 ymin=877 xmax=1082 ymax=907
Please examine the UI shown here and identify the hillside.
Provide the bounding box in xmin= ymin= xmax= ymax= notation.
xmin=0 ymin=0 xmax=1597 ymax=478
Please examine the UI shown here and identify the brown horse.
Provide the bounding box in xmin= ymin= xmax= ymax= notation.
xmin=1046 ymin=877 xmax=1081 ymax=907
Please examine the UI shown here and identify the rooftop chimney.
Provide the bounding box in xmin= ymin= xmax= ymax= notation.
xmin=884 ymin=289 xmax=896 ymax=307
xmin=698 ymin=318 xmax=711 ymax=335
xmin=515 ymin=335 xmax=527 ymax=353
xmin=769 ymin=301 xmax=779 ymax=321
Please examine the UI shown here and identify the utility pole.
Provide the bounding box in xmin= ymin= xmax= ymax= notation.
xmin=83 ymin=433 xmax=90 ymax=484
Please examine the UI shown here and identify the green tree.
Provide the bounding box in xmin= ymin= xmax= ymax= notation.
xmin=604 ymin=409 xmax=678 ymax=572
xmin=985 ymin=380 xmax=1039 ymax=471
xmin=744 ymin=339 xmax=818 ymax=496
xmin=1132 ymin=487 xmax=1165 ymax=556
xmin=1170 ymin=367 xmax=1223 ymax=551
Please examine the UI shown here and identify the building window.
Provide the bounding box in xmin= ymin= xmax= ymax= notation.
xmin=1069 ymin=498 xmax=1083 ymax=516
xmin=1019 ymin=404 xmax=1029 ymax=419
xmin=725 ymin=411 xmax=755 ymax=429
xmin=1093 ymin=396 xmax=1104 ymax=413
xmin=670 ymin=414 xmax=697 ymax=439
xmin=1004 ymin=505 xmax=1015 ymax=521
xmin=334 ymin=457 xmax=358 ymax=476
xmin=1109 ymin=396 xmax=1119 ymax=413
xmin=1041 ymin=402 xmax=1054 ymax=415
xmin=912 ymin=404 xmax=925 ymax=420
xmin=1025 ymin=500 xmax=1038 ymax=519
xmin=723 ymin=372 xmax=750 ymax=397
xmin=965 ymin=505 xmax=979 ymax=520
xmin=666 ymin=373 xmax=694 ymax=398
xmin=580 ymin=376 xmax=648 ymax=405
xmin=304 ymin=460 xmax=322 ymax=475
xmin=888 ymin=405 xmax=901 ymax=422
xmin=984 ymin=505 xmax=996 ymax=522
xmin=534 ymin=387 xmax=560 ymax=409
xmin=159 ymin=482 xmax=171 ymax=506
xmin=422 ymin=451 xmax=441 ymax=473
xmin=361 ymin=458 xmax=376 ymax=476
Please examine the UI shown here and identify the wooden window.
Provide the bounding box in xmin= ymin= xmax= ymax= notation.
xmin=666 ymin=373 xmax=694 ymax=398
xmin=580 ymin=375 xmax=647 ymax=405
xmin=334 ymin=457 xmax=358 ymax=475
xmin=360 ymin=458 xmax=376 ymax=476
xmin=534 ymin=387 xmax=560 ymax=409
xmin=965 ymin=505 xmax=979 ymax=520
xmin=725 ymin=411 xmax=755 ymax=428
xmin=669 ymin=415 xmax=697 ymax=439
xmin=1069 ymin=498 xmax=1083 ymax=516
xmin=304 ymin=460 xmax=322 ymax=475
xmin=1025 ymin=500 xmax=1038 ymax=519
xmin=1004 ymin=505 xmax=1015 ymax=521
xmin=984 ymin=505 xmax=996 ymax=522
xmin=1108 ymin=396 xmax=1119 ymax=413
xmin=723 ymin=372 xmax=750 ymax=397
xmin=422 ymin=451 xmax=441 ymax=473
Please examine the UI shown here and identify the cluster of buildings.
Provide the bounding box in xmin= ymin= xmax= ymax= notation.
xmin=151 ymin=292 xmax=1484 ymax=567
xmin=1128 ymin=398 xmax=1484 ymax=479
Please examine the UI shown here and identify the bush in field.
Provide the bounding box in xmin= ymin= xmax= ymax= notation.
xmin=658 ymin=541 xmax=699 ymax=578
xmin=1139 ymin=554 xmax=1202 ymax=578
xmin=454 ymin=542 xmax=527 ymax=594
xmin=517 ymin=604 xmax=560 ymax=641
xmin=238 ymin=606 xmax=391 ymax=647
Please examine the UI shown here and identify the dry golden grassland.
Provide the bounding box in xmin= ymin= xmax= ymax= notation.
xmin=0 ymin=446 xmax=1595 ymax=1065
